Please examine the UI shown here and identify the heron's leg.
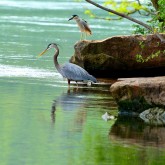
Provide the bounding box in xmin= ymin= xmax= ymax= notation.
xmin=84 ymin=33 xmax=87 ymax=40
xmin=75 ymin=81 xmax=79 ymax=91
xmin=51 ymin=101 xmax=56 ymax=123
xmin=67 ymin=79 xmax=70 ymax=87
xmin=80 ymin=33 xmax=83 ymax=40
xmin=84 ymin=33 xmax=86 ymax=40
xmin=82 ymin=32 xmax=84 ymax=40
xmin=76 ymin=81 xmax=78 ymax=87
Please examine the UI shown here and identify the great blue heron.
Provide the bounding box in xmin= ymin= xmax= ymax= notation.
xmin=68 ymin=15 xmax=92 ymax=40
xmin=38 ymin=43 xmax=97 ymax=86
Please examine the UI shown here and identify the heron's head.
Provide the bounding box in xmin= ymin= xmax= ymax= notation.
xmin=38 ymin=43 xmax=58 ymax=57
xmin=68 ymin=15 xmax=79 ymax=21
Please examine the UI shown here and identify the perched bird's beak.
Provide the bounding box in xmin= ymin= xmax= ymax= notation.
xmin=38 ymin=49 xmax=48 ymax=57
xmin=68 ymin=16 xmax=74 ymax=21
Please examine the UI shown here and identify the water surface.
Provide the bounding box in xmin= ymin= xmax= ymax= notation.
xmin=0 ymin=0 xmax=165 ymax=164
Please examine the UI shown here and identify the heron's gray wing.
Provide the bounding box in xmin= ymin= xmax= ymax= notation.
xmin=60 ymin=62 xmax=96 ymax=82
xmin=61 ymin=63 xmax=88 ymax=80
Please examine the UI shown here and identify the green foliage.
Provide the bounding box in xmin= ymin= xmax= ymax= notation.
xmin=132 ymin=24 xmax=152 ymax=35
xmin=132 ymin=24 xmax=149 ymax=34
xmin=84 ymin=0 xmax=149 ymax=19
xmin=136 ymin=39 xmax=162 ymax=63
xmin=83 ymin=0 xmax=164 ymax=34
xmin=136 ymin=50 xmax=161 ymax=63
xmin=158 ymin=0 xmax=165 ymax=21
xmin=103 ymin=0 xmax=148 ymax=14
xmin=139 ymin=41 xmax=145 ymax=49
xmin=133 ymin=20 xmax=164 ymax=35
xmin=133 ymin=0 xmax=165 ymax=34
xmin=84 ymin=9 xmax=95 ymax=18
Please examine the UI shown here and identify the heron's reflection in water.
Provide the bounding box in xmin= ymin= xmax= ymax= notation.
xmin=51 ymin=101 xmax=56 ymax=123
xmin=50 ymin=86 xmax=117 ymax=132
xmin=51 ymin=88 xmax=88 ymax=125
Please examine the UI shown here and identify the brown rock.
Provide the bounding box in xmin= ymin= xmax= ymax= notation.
xmin=70 ymin=34 xmax=165 ymax=78
xmin=110 ymin=76 xmax=165 ymax=113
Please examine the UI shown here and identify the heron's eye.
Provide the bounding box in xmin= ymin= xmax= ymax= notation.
xmin=47 ymin=44 xmax=52 ymax=49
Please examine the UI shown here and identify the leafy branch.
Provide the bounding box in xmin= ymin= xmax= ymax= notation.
xmin=85 ymin=0 xmax=165 ymax=42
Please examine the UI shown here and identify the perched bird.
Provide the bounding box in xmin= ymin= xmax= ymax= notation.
xmin=68 ymin=15 xmax=92 ymax=40
xmin=38 ymin=43 xmax=97 ymax=86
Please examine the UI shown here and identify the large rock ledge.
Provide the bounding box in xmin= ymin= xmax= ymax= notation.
xmin=70 ymin=34 xmax=165 ymax=78
xmin=110 ymin=76 xmax=165 ymax=113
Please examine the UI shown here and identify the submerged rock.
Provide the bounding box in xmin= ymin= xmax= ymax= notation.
xmin=139 ymin=107 xmax=165 ymax=125
xmin=70 ymin=34 xmax=165 ymax=78
xmin=110 ymin=76 xmax=165 ymax=113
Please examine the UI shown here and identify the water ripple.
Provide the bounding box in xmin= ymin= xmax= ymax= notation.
xmin=0 ymin=1 xmax=94 ymax=10
xmin=0 ymin=64 xmax=60 ymax=79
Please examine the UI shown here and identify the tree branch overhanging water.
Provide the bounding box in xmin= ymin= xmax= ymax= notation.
xmin=85 ymin=0 xmax=165 ymax=42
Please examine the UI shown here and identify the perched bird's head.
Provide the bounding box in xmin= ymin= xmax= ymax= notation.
xmin=68 ymin=15 xmax=79 ymax=21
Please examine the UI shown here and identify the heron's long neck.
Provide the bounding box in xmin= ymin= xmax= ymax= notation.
xmin=54 ymin=47 xmax=61 ymax=72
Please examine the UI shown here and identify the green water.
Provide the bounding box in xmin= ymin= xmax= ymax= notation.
xmin=0 ymin=0 xmax=165 ymax=164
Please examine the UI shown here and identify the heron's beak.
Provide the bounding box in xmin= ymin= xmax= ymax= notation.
xmin=38 ymin=49 xmax=48 ymax=57
xmin=68 ymin=17 xmax=73 ymax=21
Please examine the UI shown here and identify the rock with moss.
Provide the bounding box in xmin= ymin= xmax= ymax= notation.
xmin=110 ymin=77 xmax=165 ymax=113
xmin=70 ymin=34 xmax=165 ymax=78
